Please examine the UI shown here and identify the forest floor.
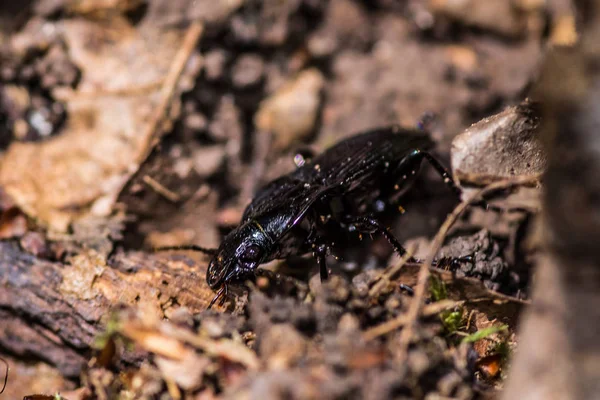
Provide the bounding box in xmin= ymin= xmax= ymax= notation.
xmin=0 ymin=0 xmax=577 ymax=399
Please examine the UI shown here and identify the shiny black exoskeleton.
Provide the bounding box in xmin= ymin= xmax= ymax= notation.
xmin=161 ymin=126 xmax=462 ymax=306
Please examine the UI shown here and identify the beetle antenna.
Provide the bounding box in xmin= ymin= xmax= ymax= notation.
xmin=154 ymin=245 xmax=217 ymax=255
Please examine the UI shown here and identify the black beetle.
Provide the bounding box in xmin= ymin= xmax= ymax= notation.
xmin=159 ymin=126 xmax=463 ymax=307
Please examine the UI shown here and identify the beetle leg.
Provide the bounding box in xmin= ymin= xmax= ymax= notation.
xmin=310 ymin=241 xmax=329 ymax=281
xmin=433 ymin=253 xmax=475 ymax=270
xmin=392 ymin=150 xmax=494 ymax=210
xmin=345 ymin=216 xmax=411 ymax=259
xmin=420 ymin=152 xmax=497 ymax=210
xmin=420 ymin=152 xmax=462 ymax=198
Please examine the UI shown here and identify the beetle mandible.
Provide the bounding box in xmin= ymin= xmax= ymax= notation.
xmin=159 ymin=126 xmax=463 ymax=307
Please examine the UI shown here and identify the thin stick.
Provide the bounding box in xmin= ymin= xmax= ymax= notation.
xmin=369 ymin=244 xmax=416 ymax=298
xmin=392 ymin=176 xmax=539 ymax=358
xmin=142 ymin=175 xmax=181 ymax=202
xmin=137 ymin=22 xmax=204 ymax=164
xmin=363 ymin=299 xmax=461 ymax=341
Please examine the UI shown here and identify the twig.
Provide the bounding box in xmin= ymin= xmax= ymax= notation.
xmin=363 ymin=299 xmax=461 ymax=341
xmin=466 ymin=309 xmax=476 ymax=331
xmin=368 ymin=243 xmax=416 ymax=298
xmin=142 ymin=175 xmax=181 ymax=202
xmin=136 ymin=22 xmax=204 ymax=165
xmin=393 ymin=176 xmax=540 ymax=359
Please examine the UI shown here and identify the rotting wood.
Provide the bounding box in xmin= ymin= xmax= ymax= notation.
xmin=0 ymin=242 xmax=215 ymax=377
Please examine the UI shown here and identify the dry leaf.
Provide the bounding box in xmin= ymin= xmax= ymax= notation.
xmin=121 ymin=323 xmax=192 ymax=360
xmin=155 ymin=352 xmax=210 ymax=390
xmin=0 ymin=18 xmax=201 ymax=231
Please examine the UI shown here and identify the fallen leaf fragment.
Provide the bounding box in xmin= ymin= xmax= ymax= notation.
xmin=0 ymin=18 xmax=203 ymax=232
xmin=182 ymin=333 xmax=260 ymax=371
xmin=121 ymin=323 xmax=191 ymax=360
xmin=155 ymin=351 xmax=210 ymax=390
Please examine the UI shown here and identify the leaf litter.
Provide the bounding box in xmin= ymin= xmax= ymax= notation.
xmin=0 ymin=0 xmax=564 ymax=398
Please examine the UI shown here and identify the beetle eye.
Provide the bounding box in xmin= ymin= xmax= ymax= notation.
xmin=241 ymin=244 xmax=261 ymax=262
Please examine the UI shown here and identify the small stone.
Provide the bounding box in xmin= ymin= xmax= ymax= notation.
xmin=208 ymin=95 xmax=243 ymax=142
xmin=20 ymin=231 xmax=48 ymax=257
xmin=260 ymin=324 xmax=307 ymax=369
xmin=437 ymin=371 xmax=462 ymax=396
xmin=231 ymin=53 xmax=265 ymax=88
xmin=204 ymin=50 xmax=228 ymax=82
xmin=184 ymin=112 xmax=208 ymax=131
xmin=192 ymin=146 xmax=226 ymax=177
xmin=337 ymin=313 xmax=360 ymax=333
xmin=451 ymin=102 xmax=545 ymax=185
xmin=255 ymin=68 xmax=324 ymax=150
xmin=407 ymin=349 xmax=431 ymax=376
xmin=322 ymin=275 xmax=351 ymax=304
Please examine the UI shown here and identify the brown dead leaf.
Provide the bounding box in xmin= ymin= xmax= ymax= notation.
xmin=146 ymin=228 xmax=198 ymax=249
xmin=0 ymin=18 xmax=203 ymax=232
xmin=121 ymin=323 xmax=192 ymax=360
xmin=155 ymin=351 xmax=210 ymax=390
xmin=120 ymin=309 xmax=259 ymax=379
xmin=173 ymin=329 xmax=260 ymax=371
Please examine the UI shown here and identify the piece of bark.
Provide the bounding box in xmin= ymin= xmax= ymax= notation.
xmin=0 ymin=242 xmax=215 ymax=377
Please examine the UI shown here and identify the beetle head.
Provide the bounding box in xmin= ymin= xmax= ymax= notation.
xmin=206 ymin=220 xmax=272 ymax=289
